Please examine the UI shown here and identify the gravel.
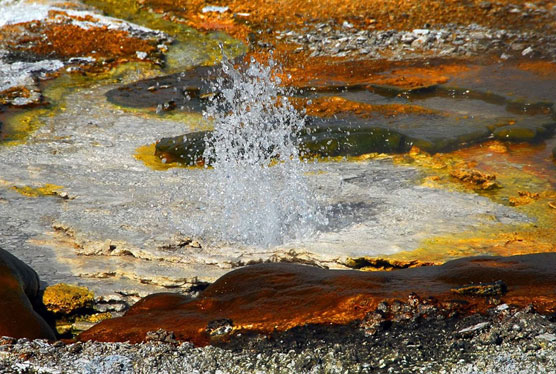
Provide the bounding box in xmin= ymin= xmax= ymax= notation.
xmin=269 ymin=23 xmax=556 ymax=61
xmin=2 ymin=306 xmax=556 ymax=373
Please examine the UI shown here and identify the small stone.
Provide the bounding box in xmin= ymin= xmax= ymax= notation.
xmin=470 ymin=31 xmax=486 ymax=40
xmin=439 ymin=47 xmax=457 ymax=56
xmin=342 ymin=21 xmax=353 ymax=29
xmin=522 ymin=46 xmax=534 ymax=56
xmin=495 ymin=303 xmax=509 ymax=312
xmin=412 ymin=29 xmax=430 ymax=36
xmin=401 ymin=34 xmax=416 ymax=44
xmin=411 ymin=36 xmax=428 ymax=48
xmin=480 ymin=331 xmax=502 ymax=345
xmin=376 ymin=302 xmax=389 ymax=314
xmin=500 ymin=53 xmax=511 ymax=60
xmin=67 ymin=342 xmax=82 ymax=354
xmin=511 ymin=43 xmax=525 ymax=51
xmin=136 ymin=51 xmax=148 ymax=60
xmin=479 ymin=1 xmax=492 ymax=10
xmin=536 ymin=333 xmax=556 ymax=342
xmin=458 ymin=322 xmax=490 ymax=334
xmin=206 ymin=319 xmax=234 ymax=338
xmin=146 ymin=329 xmax=177 ymax=343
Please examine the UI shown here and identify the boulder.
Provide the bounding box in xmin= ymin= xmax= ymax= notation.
xmin=0 ymin=248 xmax=55 ymax=340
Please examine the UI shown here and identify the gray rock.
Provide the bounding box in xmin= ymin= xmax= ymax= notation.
xmin=458 ymin=322 xmax=490 ymax=334
xmin=511 ymin=43 xmax=525 ymax=51
xmin=401 ymin=33 xmax=416 ymax=44
xmin=470 ymin=31 xmax=487 ymax=40
xmin=522 ymin=46 xmax=534 ymax=56
xmin=536 ymin=333 xmax=556 ymax=343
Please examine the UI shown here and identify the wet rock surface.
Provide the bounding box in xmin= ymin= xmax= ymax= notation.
xmin=80 ymin=253 xmax=556 ymax=345
xmin=1 ymin=60 xmax=540 ymax=298
xmin=109 ymin=59 xmax=556 ymax=157
xmin=0 ymin=0 xmax=555 ymax=371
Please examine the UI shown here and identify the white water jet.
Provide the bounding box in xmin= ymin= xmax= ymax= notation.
xmin=200 ymin=57 xmax=326 ymax=246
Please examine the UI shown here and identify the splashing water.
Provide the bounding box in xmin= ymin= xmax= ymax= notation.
xmin=200 ymin=57 xmax=325 ymax=246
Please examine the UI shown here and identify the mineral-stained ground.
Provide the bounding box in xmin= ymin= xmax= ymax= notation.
xmin=0 ymin=0 xmax=555 ymax=373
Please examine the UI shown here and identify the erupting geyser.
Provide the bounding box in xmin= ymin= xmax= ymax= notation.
xmin=200 ymin=58 xmax=326 ymax=246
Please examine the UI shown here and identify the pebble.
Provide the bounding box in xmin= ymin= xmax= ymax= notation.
xmin=458 ymin=322 xmax=490 ymax=334
xmin=495 ymin=303 xmax=509 ymax=312
xmin=521 ymin=46 xmax=534 ymax=56
xmin=536 ymin=333 xmax=556 ymax=342
xmin=274 ymin=22 xmax=556 ymax=61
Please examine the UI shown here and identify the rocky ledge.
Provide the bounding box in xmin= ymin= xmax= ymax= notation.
xmin=3 ymin=250 xmax=556 ymax=373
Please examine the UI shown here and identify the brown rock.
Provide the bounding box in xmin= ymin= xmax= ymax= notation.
xmin=79 ymin=253 xmax=556 ymax=346
xmin=450 ymin=168 xmax=501 ymax=190
xmin=509 ymin=191 xmax=540 ymax=207
xmin=0 ymin=248 xmax=55 ymax=340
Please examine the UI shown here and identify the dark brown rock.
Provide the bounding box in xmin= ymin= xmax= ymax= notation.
xmin=0 ymin=248 xmax=56 ymax=340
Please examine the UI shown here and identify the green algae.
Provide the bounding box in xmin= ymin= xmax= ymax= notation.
xmin=0 ymin=109 xmax=50 ymax=146
xmin=301 ymin=127 xmax=406 ymax=156
xmin=493 ymin=121 xmax=556 ymax=142
xmin=154 ymin=126 xmax=410 ymax=167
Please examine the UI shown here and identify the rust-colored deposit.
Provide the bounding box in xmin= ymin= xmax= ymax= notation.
xmin=449 ymin=168 xmax=500 ymax=191
xmin=289 ymin=96 xmax=435 ymax=118
xmin=517 ymin=61 xmax=556 ymax=77
xmin=272 ymin=58 xmax=474 ymax=91
xmin=0 ymin=21 xmax=156 ymax=67
xmin=80 ymin=253 xmax=556 ymax=346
